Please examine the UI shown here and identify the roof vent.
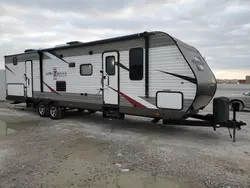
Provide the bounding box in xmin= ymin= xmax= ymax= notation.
xmin=66 ymin=41 xmax=83 ymax=45
xmin=24 ymin=49 xmax=37 ymax=53
xmin=55 ymin=44 xmax=70 ymax=48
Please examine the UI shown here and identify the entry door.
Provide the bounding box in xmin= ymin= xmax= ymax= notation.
xmin=102 ymin=51 xmax=119 ymax=105
xmin=25 ymin=60 xmax=33 ymax=98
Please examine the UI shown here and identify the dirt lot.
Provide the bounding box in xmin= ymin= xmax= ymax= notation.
xmin=0 ymin=95 xmax=250 ymax=187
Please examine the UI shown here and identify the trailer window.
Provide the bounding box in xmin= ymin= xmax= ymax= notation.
xmin=80 ymin=64 xmax=93 ymax=76
xmin=13 ymin=57 xmax=18 ymax=66
xmin=56 ymin=81 xmax=66 ymax=92
xmin=106 ymin=56 xmax=115 ymax=76
xmin=129 ymin=48 xmax=143 ymax=80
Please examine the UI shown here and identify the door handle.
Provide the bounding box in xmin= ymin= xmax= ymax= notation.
xmin=103 ymin=75 xmax=110 ymax=85
xmin=101 ymin=71 xmax=110 ymax=86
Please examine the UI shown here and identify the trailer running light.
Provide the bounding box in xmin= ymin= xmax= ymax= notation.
xmin=192 ymin=56 xmax=204 ymax=71
xmin=197 ymin=64 xmax=204 ymax=71
xmin=194 ymin=56 xmax=200 ymax=62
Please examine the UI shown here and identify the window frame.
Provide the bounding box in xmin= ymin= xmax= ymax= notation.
xmin=105 ymin=56 xmax=116 ymax=76
xmin=80 ymin=64 xmax=93 ymax=76
xmin=129 ymin=47 xmax=144 ymax=81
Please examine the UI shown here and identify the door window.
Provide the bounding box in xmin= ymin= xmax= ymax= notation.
xmin=106 ymin=56 xmax=115 ymax=76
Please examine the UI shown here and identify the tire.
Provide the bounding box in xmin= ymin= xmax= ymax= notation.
xmin=26 ymin=102 xmax=31 ymax=108
xmin=229 ymin=101 xmax=244 ymax=111
xmin=88 ymin=110 xmax=96 ymax=114
xmin=49 ymin=104 xmax=64 ymax=120
xmin=77 ymin=109 xmax=85 ymax=112
xmin=37 ymin=102 xmax=49 ymax=117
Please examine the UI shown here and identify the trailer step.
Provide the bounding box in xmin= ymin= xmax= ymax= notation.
xmin=11 ymin=101 xmax=24 ymax=104
xmin=103 ymin=106 xmax=124 ymax=120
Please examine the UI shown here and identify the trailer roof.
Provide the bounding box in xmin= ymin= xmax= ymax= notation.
xmin=4 ymin=50 xmax=38 ymax=58
xmin=40 ymin=31 xmax=152 ymax=52
xmin=5 ymin=31 xmax=197 ymax=57
xmin=174 ymin=37 xmax=198 ymax=53
xmin=4 ymin=31 xmax=152 ymax=57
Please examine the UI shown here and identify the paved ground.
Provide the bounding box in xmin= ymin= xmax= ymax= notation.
xmin=0 ymin=90 xmax=249 ymax=188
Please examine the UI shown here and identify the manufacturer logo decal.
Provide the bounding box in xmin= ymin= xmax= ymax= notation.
xmin=45 ymin=67 xmax=67 ymax=80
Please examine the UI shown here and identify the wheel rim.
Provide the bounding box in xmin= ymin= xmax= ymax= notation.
xmin=230 ymin=102 xmax=242 ymax=111
xmin=39 ymin=105 xmax=45 ymax=115
xmin=50 ymin=106 xmax=57 ymax=117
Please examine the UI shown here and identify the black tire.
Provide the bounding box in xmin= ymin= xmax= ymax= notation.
xmin=88 ymin=110 xmax=96 ymax=114
xmin=77 ymin=109 xmax=85 ymax=112
xmin=37 ymin=102 xmax=49 ymax=117
xmin=49 ymin=104 xmax=64 ymax=120
xmin=229 ymin=101 xmax=244 ymax=111
xmin=26 ymin=102 xmax=31 ymax=108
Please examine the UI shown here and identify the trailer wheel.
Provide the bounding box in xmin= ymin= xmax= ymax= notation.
xmin=88 ymin=110 xmax=96 ymax=114
xmin=37 ymin=102 xmax=49 ymax=117
xmin=49 ymin=104 xmax=64 ymax=120
xmin=77 ymin=109 xmax=85 ymax=112
xmin=26 ymin=102 xmax=31 ymax=108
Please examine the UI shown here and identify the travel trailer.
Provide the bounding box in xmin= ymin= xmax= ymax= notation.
xmin=4 ymin=31 xmax=246 ymax=141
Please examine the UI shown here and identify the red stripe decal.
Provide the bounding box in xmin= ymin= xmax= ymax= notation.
xmin=108 ymin=86 xmax=145 ymax=108
xmin=119 ymin=91 xmax=146 ymax=108
xmin=43 ymin=82 xmax=61 ymax=95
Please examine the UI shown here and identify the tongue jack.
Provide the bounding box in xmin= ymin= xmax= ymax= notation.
xmin=231 ymin=102 xmax=240 ymax=142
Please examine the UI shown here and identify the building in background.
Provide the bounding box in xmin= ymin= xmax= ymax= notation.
xmin=0 ymin=69 xmax=6 ymax=100
xmin=217 ymin=79 xmax=239 ymax=84
xmin=246 ymin=76 xmax=250 ymax=84
xmin=238 ymin=79 xmax=246 ymax=84
xmin=217 ymin=76 xmax=250 ymax=84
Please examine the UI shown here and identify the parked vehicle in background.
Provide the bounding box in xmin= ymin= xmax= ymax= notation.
xmin=229 ymin=92 xmax=250 ymax=111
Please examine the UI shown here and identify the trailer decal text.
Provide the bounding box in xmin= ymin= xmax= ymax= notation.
xmin=45 ymin=68 xmax=67 ymax=80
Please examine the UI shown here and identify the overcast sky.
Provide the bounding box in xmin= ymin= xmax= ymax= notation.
xmin=0 ymin=0 xmax=250 ymax=79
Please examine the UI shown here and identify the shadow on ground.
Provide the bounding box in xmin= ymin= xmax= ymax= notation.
xmin=6 ymin=106 xmax=236 ymax=142
xmin=63 ymin=110 xmax=222 ymax=141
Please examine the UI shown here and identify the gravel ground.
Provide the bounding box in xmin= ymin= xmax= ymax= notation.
xmin=0 ymin=90 xmax=250 ymax=188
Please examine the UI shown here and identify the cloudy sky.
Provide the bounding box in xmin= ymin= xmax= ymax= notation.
xmin=0 ymin=0 xmax=249 ymax=79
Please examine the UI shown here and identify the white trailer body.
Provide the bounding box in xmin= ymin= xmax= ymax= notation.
xmin=4 ymin=31 xmax=217 ymax=120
